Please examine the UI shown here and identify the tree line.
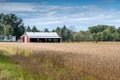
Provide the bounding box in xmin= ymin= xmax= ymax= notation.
xmin=1 ymin=13 xmax=120 ymax=42
xmin=26 ymin=24 xmax=120 ymax=42
xmin=74 ymin=25 xmax=120 ymax=42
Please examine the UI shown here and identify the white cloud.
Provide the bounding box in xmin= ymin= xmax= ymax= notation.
xmin=0 ymin=3 xmax=36 ymax=13
xmin=101 ymin=0 xmax=116 ymax=2
xmin=0 ymin=2 xmax=120 ymax=30
xmin=24 ymin=17 xmax=61 ymax=25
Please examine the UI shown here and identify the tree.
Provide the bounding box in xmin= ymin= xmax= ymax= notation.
xmin=0 ymin=13 xmax=26 ymax=39
xmin=67 ymin=30 xmax=74 ymax=42
xmin=5 ymin=24 xmax=13 ymax=38
xmin=26 ymin=26 xmax=31 ymax=32
xmin=61 ymin=25 xmax=69 ymax=41
xmin=74 ymin=32 xmax=81 ymax=42
xmin=88 ymin=25 xmax=109 ymax=33
xmin=56 ymin=25 xmax=75 ymax=42
xmin=74 ymin=31 xmax=93 ymax=42
xmin=44 ymin=28 xmax=49 ymax=32
xmin=56 ymin=26 xmax=61 ymax=36
xmin=105 ymin=26 xmax=116 ymax=33
xmin=0 ymin=23 xmax=3 ymax=35
xmin=32 ymin=26 xmax=39 ymax=32
xmin=19 ymin=25 xmax=25 ymax=36
xmin=117 ymin=27 xmax=120 ymax=33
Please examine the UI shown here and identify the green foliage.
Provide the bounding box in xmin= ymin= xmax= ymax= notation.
xmin=86 ymin=25 xmax=120 ymax=42
xmin=0 ymin=23 xmax=3 ymax=35
xmin=0 ymin=13 xmax=26 ymax=39
xmin=88 ymin=25 xmax=109 ymax=33
xmin=55 ymin=25 xmax=120 ymax=42
xmin=74 ymin=31 xmax=93 ymax=41
xmin=5 ymin=24 xmax=14 ymax=38
xmin=26 ymin=26 xmax=31 ymax=32
xmin=32 ymin=26 xmax=39 ymax=32
xmin=19 ymin=25 xmax=25 ymax=36
xmin=104 ymin=26 xmax=116 ymax=33
xmin=60 ymin=25 xmax=68 ymax=41
xmin=55 ymin=25 xmax=74 ymax=42
xmin=117 ymin=27 xmax=120 ymax=33
xmin=44 ymin=28 xmax=49 ymax=32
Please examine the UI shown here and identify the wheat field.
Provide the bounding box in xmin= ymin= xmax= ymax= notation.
xmin=0 ymin=42 xmax=120 ymax=80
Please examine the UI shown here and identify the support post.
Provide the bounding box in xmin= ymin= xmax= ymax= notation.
xmin=45 ymin=38 xmax=47 ymax=42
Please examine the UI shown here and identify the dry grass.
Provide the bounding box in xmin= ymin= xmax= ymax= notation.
xmin=0 ymin=42 xmax=120 ymax=80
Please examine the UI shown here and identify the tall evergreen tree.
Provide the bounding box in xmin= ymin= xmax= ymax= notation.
xmin=56 ymin=27 xmax=61 ymax=36
xmin=32 ymin=26 xmax=39 ymax=32
xmin=26 ymin=26 xmax=31 ymax=32
xmin=60 ymin=25 xmax=69 ymax=41
xmin=44 ymin=28 xmax=49 ymax=32
xmin=19 ymin=25 xmax=25 ymax=36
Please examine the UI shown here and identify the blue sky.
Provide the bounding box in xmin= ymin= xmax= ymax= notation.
xmin=0 ymin=0 xmax=120 ymax=31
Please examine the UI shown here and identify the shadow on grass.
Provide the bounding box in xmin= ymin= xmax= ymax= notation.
xmin=0 ymin=50 xmax=33 ymax=80
xmin=0 ymin=55 xmax=12 ymax=64
xmin=0 ymin=50 xmax=16 ymax=64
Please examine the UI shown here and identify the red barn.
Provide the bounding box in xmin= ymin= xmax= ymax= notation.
xmin=20 ymin=32 xmax=61 ymax=43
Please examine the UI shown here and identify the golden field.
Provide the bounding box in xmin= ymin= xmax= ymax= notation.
xmin=0 ymin=42 xmax=120 ymax=80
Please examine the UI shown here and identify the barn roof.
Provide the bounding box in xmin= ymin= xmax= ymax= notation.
xmin=25 ymin=32 xmax=61 ymax=38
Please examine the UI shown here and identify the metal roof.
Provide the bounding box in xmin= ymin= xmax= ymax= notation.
xmin=26 ymin=32 xmax=61 ymax=38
